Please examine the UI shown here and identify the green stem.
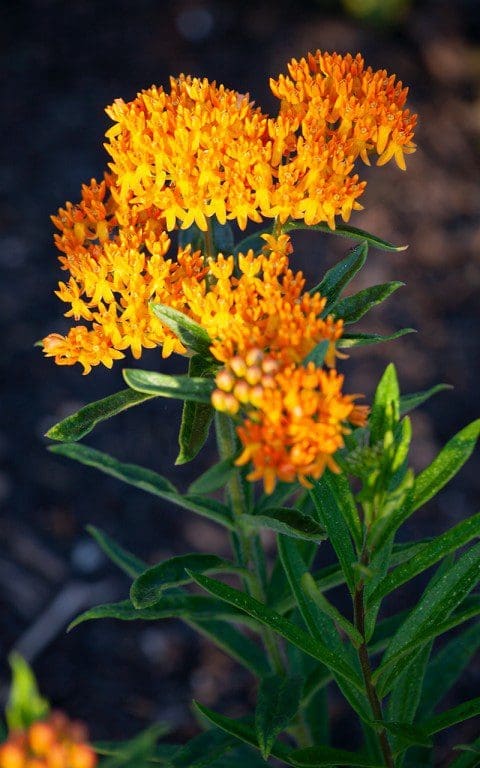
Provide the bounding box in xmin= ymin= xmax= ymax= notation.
xmin=214 ymin=412 xmax=285 ymax=674
xmin=204 ymin=217 xmax=216 ymax=261
xmin=354 ymin=547 xmax=395 ymax=768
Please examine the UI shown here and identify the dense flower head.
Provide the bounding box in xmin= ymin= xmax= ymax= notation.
xmin=233 ymin=362 xmax=368 ymax=493
xmin=0 ymin=712 xmax=97 ymax=768
xmin=267 ymin=51 xmax=417 ymax=228
xmin=184 ymin=237 xmax=343 ymax=367
xmin=104 ymin=75 xmax=273 ymax=232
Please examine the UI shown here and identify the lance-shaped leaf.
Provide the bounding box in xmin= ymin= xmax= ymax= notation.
xmin=303 ymin=340 xmax=330 ymax=367
xmin=100 ymin=725 xmax=167 ymax=768
xmin=188 ymin=457 xmax=237 ymax=495
xmin=284 ymin=221 xmax=406 ymax=252
xmin=421 ymin=697 xmax=480 ymax=736
xmin=46 ymin=389 xmax=155 ymax=442
xmin=450 ymin=739 xmax=480 ymax=768
xmin=169 ymin=729 xmax=236 ymax=768
xmin=386 ymin=644 xmax=434 ymax=757
xmin=123 ymin=368 xmax=215 ymax=403
xmin=193 ymin=703 xmax=295 ymax=766
xmin=50 ymin=443 xmax=233 ymax=528
xmin=374 ymin=543 xmax=480 ymax=695
xmin=399 ymin=383 xmax=452 ymax=417
xmin=412 ymin=419 xmax=480 ymax=512
xmin=370 ymin=363 xmax=400 ymax=445
xmin=188 ymin=619 xmax=270 ymax=678
xmin=302 ymin=574 xmax=363 ymax=647
xmin=278 ymin=536 xmax=370 ymax=723
xmin=150 ymin=304 xmax=212 ymax=356
xmin=419 ymin=621 xmax=480 ymax=720
xmin=95 ymin=740 xmax=176 ymax=765
xmin=309 ymin=479 xmax=357 ymax=594
xmin=368 ymin=510 xmax=480 ymax=604
xmin=130 ymin=554 xmax=245 ymax=608
xmin=333 ymin=282 xmax=404 ymax=324
xmin=310 ymin=242 xmax=368 ymax=310
xmin=68 ymin=593 xmax=259 ymax=632
xmin=255 ymin=674 xmax=303 ymax=759
xmin=242 ymin=508 xmax=326 ymax=542
xmin=337 ymin=329 xmax=415 ymax=348
xmin=177 ymin=355 xmax=215 ymax=465
xmin=87 ymin=525 xmax=145 ymax=578
xmin=188 ymin=571 xmax=364 ymax=689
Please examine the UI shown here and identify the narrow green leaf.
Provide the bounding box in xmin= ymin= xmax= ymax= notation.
xmin=369 ymin=510 xmax=480 ymax=604
xmin=123 ymin=368 xmax=215 ymax=403
xmin=170 ymin=730 xmax=236 ymax=768
xmin=131 ymin=554 xmax=243 ymax=608
xmin=370 ymin=363 xmax=400 ymax=445
xmin=49 ymin=443 xmax=233 ymax=528
xmin=386 ymin=643 xmax=434 ymax=757
xmin=289 ymin=745 xmax=384 ymax=766
xmin=193 ymin=702 xmax=295 ymax=765
xmin=255 ymin=674 xmax=303 ymax=759
xmin=318 ymin=470 xmax=362 ymax=548
xmin=420 ymin=621 xmax=480 ymax=719
xmin=333 ymin=282 xmax=404 ymax=324
xmin=46 ymin=388 xmax=154 ymax=442
xmin=176 ymin=355 xmax=215 ymax=464
xmin=399 ymin=384 xmax=453 ymax=417
xmin=150 ymin=304 xmax=212 ymax=356
xmin=68 ymin=594 xmax=259 ymax=632
xmin=302 ymin=574 xmax=363 ymax=647
xmin=310 ymin=242 xmax=368 ymax=310
xmin=86 ymin=525 xmax=145 ymax=578
xmin=421 ymin=697 xmax=480 ymax=736
xmin=100 ymin=724 xmax=166 ymax=768
xmin=303 ymin=340 xmax=330 ymax=367
xmin=380 ymin=721 xmax=432 ymax=750
xmin=188 ymin=457 xmax=236 ymax=495
xmin=284 ymin=221 xmax=407 ymax=252
xmin=337 ymin=329 xmax=415 ymax=348
xmin=309 ymin=479 xmax=357 ymax=594
xmin=374 ymin=543 xmax=480 ymax=694
xmin=451 ymin=740 xmax=480 ymax=768
xmin=412 ymin=420 xmax=480 ymax=512
xmin=6 ymin=654 xmax=49 ymax=731
xmin=188 ymin=619 xmax=270 ymax=677
xmin=243 ymin=508 xmax=326 ymax=542
xmin=188 ymin=571 xmax=364 ymax=689
xmin=94 ymin=741 xmax=176 ymax=765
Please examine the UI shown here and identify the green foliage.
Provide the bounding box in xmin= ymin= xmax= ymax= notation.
xmin=176 ymin=355 xmax=215 ymax=464
xmin=255 ymin=674 xmax=303 ymax=758
xmin=310 ymin=242 xmax=368 ymax=310
xmin=46 ymin=388 xmax=154 ymax=442
xmin=43 ymin=215 xmax=480 ymax=766
xmin=123 ymin=368 xmax=215 ymax=402
xmin=285 ymin=220 xmax=407 ymax=252
xmin=5 ymin=654 xmax=49 ymax=732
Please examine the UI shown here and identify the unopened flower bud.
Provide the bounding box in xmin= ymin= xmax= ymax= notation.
xmin=233 ymin=381 xmax=250 ymax=404
xmin=68 ymin=744 xmax=97 ymax=768
xmin=245 ymin=348 xmax=263 ymax=367
xmin=29 ymin=723 xmax=56 ymax=756
xmin=0 ymin=743 xmax=25 ymax=768
xmin=250 ymin=385 xmax=264 ymax=408
xmin=245 ymin=366 xmax=262 ymax=386
xmin=229 ymin=356 xmax=247 ymax=377
xmin=215 ymin=369 xmax=235 ymax=392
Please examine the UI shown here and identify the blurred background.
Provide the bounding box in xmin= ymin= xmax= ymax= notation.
xmin=1 ymin=0 xmax=479 ymax=762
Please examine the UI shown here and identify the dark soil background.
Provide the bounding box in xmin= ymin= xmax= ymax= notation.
xmin=1 ymin=0 xmax=479 ymax=764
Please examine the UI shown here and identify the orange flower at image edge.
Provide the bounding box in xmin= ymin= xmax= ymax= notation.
xmin=0 ymin=713 xmax=97 ymax=768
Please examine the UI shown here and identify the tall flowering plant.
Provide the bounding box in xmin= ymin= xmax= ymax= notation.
xmin=30 ymin=52 xmax=480 ymax=766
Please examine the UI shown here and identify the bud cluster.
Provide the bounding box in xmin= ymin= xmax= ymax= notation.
xmin=0 ymin=714 xmax=97 ymax=768
xmin=212 ymin=348 xmax=280 ymax=416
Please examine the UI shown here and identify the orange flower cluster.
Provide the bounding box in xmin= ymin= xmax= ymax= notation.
xmin=103 ymin=53 xmax=416 ymax=233
xmin=0 ymin=713 xmax=97 ymax=768
xmin=43 ymin=51 xmax=415 ymax=374
xmin=43 ymin=177 xmax=209 ymax=373
xmin=234 ymin=361 xmax=368 ymax=493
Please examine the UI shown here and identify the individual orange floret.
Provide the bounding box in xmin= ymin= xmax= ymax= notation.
xmin=0 ymin=714 xmax=97 ymax=768
xmin=104 ymin=75 xmax=273 ymax=231
xmin=235 ymin=363 xmax=368 ymax=494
